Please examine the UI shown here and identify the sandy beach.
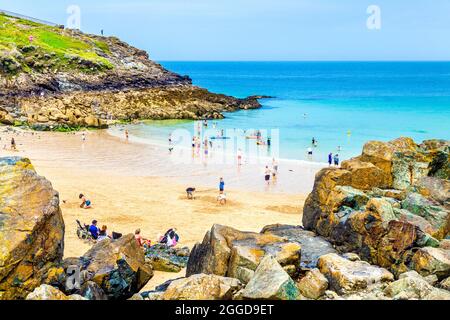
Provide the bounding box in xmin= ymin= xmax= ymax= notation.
xmin=0 ymin=126 xmax=324 ymax=291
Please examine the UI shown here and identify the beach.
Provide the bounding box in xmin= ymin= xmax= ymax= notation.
xmin=0 ymin=126 xmax=323 ymax=291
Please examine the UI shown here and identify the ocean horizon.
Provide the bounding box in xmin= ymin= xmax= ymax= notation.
xmin=118 ymin=61 xmax=450 ymax=162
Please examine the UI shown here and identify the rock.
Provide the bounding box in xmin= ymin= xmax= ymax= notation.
xmin=187 ymin=225 xmax=301 ymax=280
xmin=145 ymin=244 xmax=190 ymax=273
xmin=411 ymin=247 xmax=450 ymax=279
xmin=440 ymin=240 xmax=450 ymax=250
xmin=162 ymin=274 xmax=242 ymax=300
xmin=384 ymin=276 xmax=436 ymax=300
xmin=401 ymin=193 xmax=449 ymax=239
xmin=303 ymin=137 xmax=450 ymax=273
xmin=342 ymin=253 xmax=361 ymax=261
xmin=128 ymin=293 xmax=144 ymax=300
xmin=341 ymin=158 xmax=389 ymax=190
xmin=141 ymin=291 xmax=164 ymax=300
xmin=399 ymin=270 xmax=438 ymax=285
xmin=422 ymin=288 xmax=450 ymax=300
xmin=0 ymin=157 xmax=65 ymax=300
xmin=241 ymin=255 xmax=301 ymax=300
xmin=439 ymin=277 xmax=450 ymax=291
xmin=71 ymin=234 xmax=153 ymax=300
xmin=261 ymin=225 xmax=337 ymax=270
xmin=297 ymin=269 xmax=328 ymax=299
xmin=80 ymin=281 xmax=108 ymax=300
xmin=26 ymin=284 xmax=86 ymax=300
xmin=318 ymin=253 xmax=394 ymax=295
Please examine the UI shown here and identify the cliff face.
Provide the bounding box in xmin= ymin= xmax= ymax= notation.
xmin=303 ymin=137 xmax=450 ymax=276
xmin=0 ymin=13 xmax=262 ymax=129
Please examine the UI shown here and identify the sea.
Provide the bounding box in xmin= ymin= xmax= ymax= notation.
xmin=112 ymin=61 xmax=450 ymax=163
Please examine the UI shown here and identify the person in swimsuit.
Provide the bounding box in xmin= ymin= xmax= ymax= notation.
xmin=11 ymin=138 xmax=16 ymax=151
xmin=79 ymin=194 xmax=92 ymax=209
xmin=265 ymin=166 xmax=271 ymax=185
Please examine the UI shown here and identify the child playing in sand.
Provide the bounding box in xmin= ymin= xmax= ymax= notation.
xmin=79 ymin=194 xmax=92 ymax=209
xmin=217 ymin=193 xmax=227 ymax=205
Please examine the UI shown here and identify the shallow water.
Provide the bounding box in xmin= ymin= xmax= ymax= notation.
xmin=125 ymin=61 xmax=450 ymax=163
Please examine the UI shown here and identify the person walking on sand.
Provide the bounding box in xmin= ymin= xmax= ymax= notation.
xmin=272 ymin=158 xmax=279 ymax=179
xmin=125 ymin=129 xmax=129 ymax=140
xmin=11 ymin=137 xmax=16 ymax=151
xmin=328 ymin=153 xmax=333 ymax=166
xmin=237 ymin=148 xmax=243 ymax=166
xmin=82 ymin=132 xmax=86 ymax=142
xmin=334 ymin=154 xmax=340 ymax=167
xmin=265 ymin=166 xmax=271 ymax=186
xmin=219 ymin=177 xmax=225 ymax=194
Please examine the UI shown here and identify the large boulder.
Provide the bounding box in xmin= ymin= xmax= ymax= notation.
xmin=241 ymin=255 xmax=301 ymax=300
xmin=66 ymin=234 xmax=153 ymax=300
xmin=187 ymin=225 xmax=301 ymax=282
xmin=303 ymin=138 xmax=450 ymax=273
xmin=0 ymin=157 xmax=65 ymax=300
xmin=384 ymin=276 xmax=450 ymax=300
xmin=411 ymin=247 xmax=450 ymax=280
xmin=260 ymin=225 xmax=337 ymax=269
xmin=297 ymin=268 xmax=328 ymax=299
xmin=317 ymin=253 xmax=394 ymax=295
xmin=162 ymin=274 xmax=242 ymax=300
xmin=145 ymin=244 xmax=190 ymax=273
xmin=25 ymin=284 xmax=86 ymax=301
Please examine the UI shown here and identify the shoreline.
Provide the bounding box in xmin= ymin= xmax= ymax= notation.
xmin=0 ymin=125 xmax=321 ymax=290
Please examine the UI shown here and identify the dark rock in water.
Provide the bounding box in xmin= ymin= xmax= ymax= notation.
xmin=260 ymin=225 xmax=337 ymax=269
xmin=66 ymin=234 xmax=153 ymax=300
xmin=0 ymin=157 xmax=65 ymax=300
xmin=145 ymin=244 xmax=190 ymax=273
xmin=187 ymin=225 xmax=301 ymax=282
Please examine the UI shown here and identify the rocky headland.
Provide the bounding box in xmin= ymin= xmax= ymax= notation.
xmin=0 ymin=13 xmax=265 ymax=130
xmin=1 ymin=137 xmax=448 ymax=300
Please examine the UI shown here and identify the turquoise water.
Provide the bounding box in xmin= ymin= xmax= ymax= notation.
xmin=125 ymin=62 xmax=450 ymax=162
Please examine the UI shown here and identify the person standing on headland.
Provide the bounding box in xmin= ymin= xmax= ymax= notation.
xmin=328 ymin=153 xmax=333 ymax=166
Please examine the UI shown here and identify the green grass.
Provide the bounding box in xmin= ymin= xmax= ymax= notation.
xmin=0 ymin=13 xmax=113 ymax=74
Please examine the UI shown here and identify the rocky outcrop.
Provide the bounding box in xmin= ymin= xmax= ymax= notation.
xmin=0 ymin=14 xmax=265 ymax=129
xmin=317 ymin=253 xmax=394 ymax=295
xmin=145 ymin=244 xmax=190 ymax=273
xmin=187 ymin=225 xmax=302 ymax=282
xmin=64 ymin=234 xmax=153 ymax=300
xmin=303 ymin=138 xmax=449 ymax=275
xmin=0 ymin=157 xmax=65 ymax=300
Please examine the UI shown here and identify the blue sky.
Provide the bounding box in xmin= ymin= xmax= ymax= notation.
xmin=2 ymin=0 xmax=450 ymax=61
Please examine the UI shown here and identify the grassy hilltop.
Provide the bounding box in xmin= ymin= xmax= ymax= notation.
xmin=0 ymin=12 xmax=113 ymax=75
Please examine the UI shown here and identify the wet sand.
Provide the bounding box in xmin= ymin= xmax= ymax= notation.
xmin=0 ymin=126 xmax=323 ymax=291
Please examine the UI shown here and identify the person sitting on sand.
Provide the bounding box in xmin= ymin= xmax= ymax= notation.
xmin=217 ymin=193 xmax=227 ymax=205
xmin=79 ymin=194 xmax=92 ymax=209
xmin=97 ymin=225 xmax=110 ymax=242
xmin=135 ymin=229 xmax=151 ymax=248
xmin=89 ymin=220 xmax=100 ymax=240
xmin=160 ymin=228 xmax=179 ymax=247
xmin=186 ymin=187 xmax=196 ymax=200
